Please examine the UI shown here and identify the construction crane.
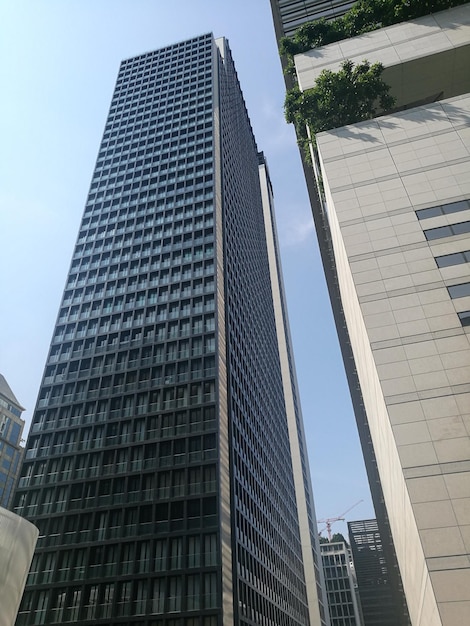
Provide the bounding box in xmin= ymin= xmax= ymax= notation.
xmin=318 ymin=500 xmax=363 ymax=541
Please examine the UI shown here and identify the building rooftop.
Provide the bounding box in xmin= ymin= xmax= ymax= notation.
xmin=0 ymin=374 xmax=23 ymax=410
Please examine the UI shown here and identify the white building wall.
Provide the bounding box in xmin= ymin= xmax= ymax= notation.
xmin=0 ymin=507 xmax=38 ymax=626
xmin=316 ymin=95 xmax=470 ymax=626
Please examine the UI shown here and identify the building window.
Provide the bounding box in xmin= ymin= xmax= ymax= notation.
xmin=152 ymin=579 xmax=165 ymax=614
xmin=435 ymin=250 xmax=470 ymax=268
xmin=168 ymin=576 xmax=182 ymax=612
xmin=187 ymin=574 xmax=200 ymax=610
xmin=424 ymin=221 xmax=470 ymax=240
xmin=203 ymin=573 xmax=217 ymax=609
xmin=448 ymin=283 xmax=470 ymax=299
xmin=416 ymin=199 xmax=470 ymax=220
xmin=458 ymin=311 xmax=470 ymax=327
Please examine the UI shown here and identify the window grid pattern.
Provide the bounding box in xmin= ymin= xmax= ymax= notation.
xmin=218 ymin=42 xmax=310 ymax=626
xmin=271 ymin=0 xmax=355 ymax=38
xmin=348 ymin=519 xmax=403 ymax=626
xmin=415 ymin=198 xmax=470 ymax=329
xmin=16 ymin=33 xmax=221 ymax=626
xmin=321 ymin=543 xmax=359 ymax=626
xmin=15 ymin=34 xmax=314 ymax=626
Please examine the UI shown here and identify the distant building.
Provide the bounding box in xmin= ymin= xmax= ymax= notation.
xmin=0 ymin=506 xmax=38 ymax=626
xmin=0 ymin=374 xmax=25 ymax=509
xmin=348 ymin=520 xmax=405 ymax=626
xmin=321 ymin=540 xmax=363 ymax=626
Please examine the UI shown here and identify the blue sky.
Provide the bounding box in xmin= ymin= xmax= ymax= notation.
xmin=0 ymin=0 xmax=374 ymax=536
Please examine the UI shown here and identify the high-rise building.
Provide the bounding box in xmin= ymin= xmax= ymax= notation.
xmin=13 ymin=33 xmax=328 ymax=626
xmin=269 ymin=2 xmax=410 ymax=624
xmin=269 ymin=2 xmax=470 ymax=625
xmin=0 ymin=374 xmax=25 ymax=509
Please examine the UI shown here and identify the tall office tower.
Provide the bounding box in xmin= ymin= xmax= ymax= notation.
xmin=13 ymin=33 xmax=328 ymax=626
xmin=0 ymin=374 xmax=25 ymax=509
xmin=348 ymin=520 xmax=403 ymax=626
xmin=270 ymin=2 xmax=470 ymax=625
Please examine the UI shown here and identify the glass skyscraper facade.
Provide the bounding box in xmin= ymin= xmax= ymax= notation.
xmin=14 ymin=34 xmax=327 ymax=626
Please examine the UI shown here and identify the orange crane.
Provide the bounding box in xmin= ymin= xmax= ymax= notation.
xmin=317 ymin=500 xmax=363 ymax=541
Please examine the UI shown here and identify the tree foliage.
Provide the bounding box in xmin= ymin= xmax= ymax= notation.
xmin=279 ymin=0 xmax=468 ymax=56
xmin=331 ymin=533 xmax=349 ymax=545
xmin=285 ymin=59 xmax=395 ymax=151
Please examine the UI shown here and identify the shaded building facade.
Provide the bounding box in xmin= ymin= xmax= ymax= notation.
xmin=13 ymin=34 xmax=327 ymax=626
xmin=348 ymin=520 xmax=400 ymax=626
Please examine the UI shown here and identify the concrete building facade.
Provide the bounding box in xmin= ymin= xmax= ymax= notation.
xmin=288 ymin=5 xmax=470 ymax=626
xmin=320 ymin=540 xmax=363 ymax=626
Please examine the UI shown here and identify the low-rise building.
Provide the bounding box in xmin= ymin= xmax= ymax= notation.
xmin=0 ymin=374 xmax=25 ymax=509
xmin=321 ymin=539 xmax=363 ymax=626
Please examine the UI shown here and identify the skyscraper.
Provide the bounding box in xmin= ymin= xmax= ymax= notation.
xmin=269 ymin=2 xmax=470 ymax=625
xmin=13 ymin=34 xmax=328 ymax=626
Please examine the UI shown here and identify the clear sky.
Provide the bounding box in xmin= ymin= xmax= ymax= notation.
xmin=0 ymin=0 xmax=374 ymax=536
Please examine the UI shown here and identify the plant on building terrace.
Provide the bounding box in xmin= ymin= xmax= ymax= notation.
xmin=279 ymin=0 xmax=468 ymax=58
xmin=281 ymin=0 xmax=462 ymax=162
xmin=284 ymin=59 xmax=395 ymax=161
